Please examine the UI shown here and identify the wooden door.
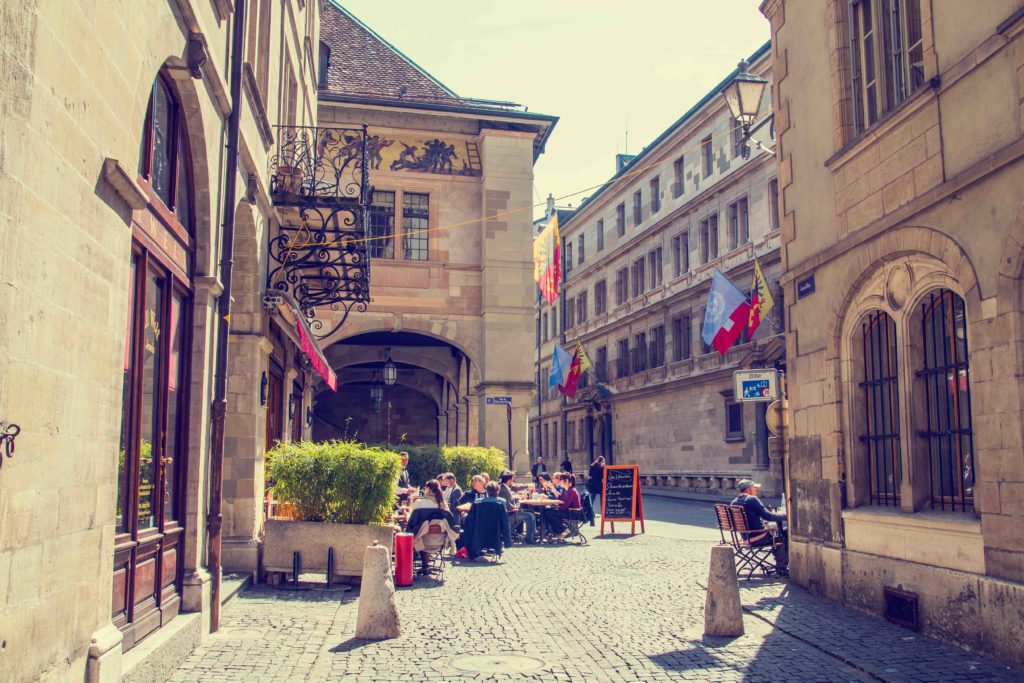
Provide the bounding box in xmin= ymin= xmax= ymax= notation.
xmin=266 ymin=365 xmax=284 ymax=451
xmin=291 ymin=382 xmax=304 ymax=442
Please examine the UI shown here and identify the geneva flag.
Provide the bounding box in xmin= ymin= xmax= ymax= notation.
xmin=533 ymin=214 xmax=561 ymax=305
xmin=748 ymin=257 xmax=775 ymax=337
xmin=702 ymin=270 xmax=751 ymax=356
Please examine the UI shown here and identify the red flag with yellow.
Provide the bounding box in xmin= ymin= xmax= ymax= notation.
xmin=533 ymin=214 xmax=561 ymax=305
xmin=748 ymin=258 xmax=775 ymax=336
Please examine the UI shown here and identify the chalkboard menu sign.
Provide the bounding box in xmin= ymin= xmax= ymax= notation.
xmin=600 ymin=465 xmax=645 ymax=535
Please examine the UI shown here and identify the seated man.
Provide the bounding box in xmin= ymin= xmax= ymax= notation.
xmin=541 ymin=473 xmax=582 ymax=540
xmin=440 ymin=472 xmax=463 ymax=511
xmin=457 ymin=482 xmax=512 ymax=560
xmin=458 ymin=475 xmax=488 ymax=508
xmin=730 ymin=478 xmax=788 ymax=577
xmin=498 ymin=471 xmax=537 ymax=544
xmin=394 ymin=451 xmax=416 ymax=502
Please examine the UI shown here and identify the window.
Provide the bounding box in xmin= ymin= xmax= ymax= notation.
xmin=402 ymin=192 xmax=429 ymax=260
xmin=671 ymin=232 xmax=690 ymax=277
xmin=138 ymin=76 xmax=192 ymax=228
xmin=633 ymin=333 xmax=647 ymax=373
xmin=616 ymin=203 xmax=626 ymax=236
xmin=699 ymin=308 xmax=711 ymax=354
xmin=648 ymin=247 xmax=663 ymax=289
xmin=597 ymin=220 xmax=605 ymax=251
xmin=553 ymin=423 xmax=558 ymax=455
xmin=732 ymin=121 xmax=745 ymax=157
xmin=631 ymin=258 xmax=646 ymax=299
xmin=849 ymin=0 xmax=926 ymax=134
xmin=247 ymin=0 xmax=272 ymax=100
xmin=576 ymin=291 xmax=588 ymax=324
xmin=633 ymin=191 xmax=643 ymax=226
xmin=699 ymin=214 xmax=719 ymax=263
xmin=859 ymin=311 xmax=902 ymax=505
xmin=650 ymin=325 xmax=665 ymax=368
xmin=595 ymin=346 xmax=608 ymax=381
xmin=594 ymin=280 xmax=607 ymax=315
xmin=578 ymin=235 xmax=585 ymax=265
xmin=727 ymin=197 xmax=749 ymax=250
xmin=917 ymin=289 xmax=974 ymax=511
xmin=768 ymin=178 xmax=780 ymax=230
xmin=616 ymin=339 xmax=630 ymax=378
xmin=701 ymin=136 xmax=713 ymax=178
xmin=543 ymin=424 xmax=549 ymax=456
xmin=650 ymin=177 xmax=661 ymax=213
xmin=672 ymin=315 xmax=691 ymax=361
xmin=535 ymin=313 xmax=541 ymax=347
xmin=615 ymin=267 xmax=629 ymax=306
xmin=318 ymin=41 xmax=331 ymax=89
xmin=552 ymin=304 xmax=558 ymax=337
xmin=673 ymin=156 xmax=685 ymax=197
xmin=565 ymin=242 xmax=573 ymax=274
xmin=725 ymin=395 xmax=744 ymax=441
xmin=367 ymin=190 xmax=396 ymax=259
xmin=542 ymin=312 xmax=549 ymax=342
xmin=566 ymin=296 xmax=576 ymax=328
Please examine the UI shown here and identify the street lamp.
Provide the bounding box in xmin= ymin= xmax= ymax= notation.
xmin=288 ymin=395 xmax=298 ymax=420
xmin=382 ymin=347 xmax=397 ymax=386
xmin=721 ymin=59 xmax=771 ymax=159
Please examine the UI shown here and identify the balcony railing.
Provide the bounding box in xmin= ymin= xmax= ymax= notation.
xmin=269 ymin=124 xmax=370 ymax=207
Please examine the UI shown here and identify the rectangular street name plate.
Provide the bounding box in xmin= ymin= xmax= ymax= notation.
xmin=733 ymin=369 xmax=779 ymax=402
xmin=486 ymin=396 xmax=512 ymax=405
xmin=797 ymin=274 xmax=816 ymax=299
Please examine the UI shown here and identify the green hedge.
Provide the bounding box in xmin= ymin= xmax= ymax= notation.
xmin=371 ymin=444 xmax=508 ymax=490
xmin=266 ymin=440 xmax=400 ymax=525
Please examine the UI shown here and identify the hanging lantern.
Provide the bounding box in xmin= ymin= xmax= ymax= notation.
xmin=382 ymin=347 xmax=397 ymax=386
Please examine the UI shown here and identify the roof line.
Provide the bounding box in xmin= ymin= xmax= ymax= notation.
xmin=328 ymin=0 xmax=459 ymax=98
xmin=561 ymin=40 xmax=771 ymax=228
xmin=319 ymin=92 xmax=558 ymax=123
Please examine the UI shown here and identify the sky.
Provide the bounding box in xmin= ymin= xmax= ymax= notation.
xmin=338 ymin=1 xmax=771 ymax=220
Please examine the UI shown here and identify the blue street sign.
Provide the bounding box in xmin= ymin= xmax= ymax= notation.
xmin=741 ymin=379 xmax=772 ymax=400
xmin=486 ymin=396 xmax=512 ymax=405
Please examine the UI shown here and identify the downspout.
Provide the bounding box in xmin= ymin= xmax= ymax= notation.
xmin=208 ymin=0 xmax=246 ymax=634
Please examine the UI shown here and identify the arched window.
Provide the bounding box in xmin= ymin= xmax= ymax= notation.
xmin=858 ymin=311 xmax=901 ymax=505
xmin=138 ymin=75 xmax=192 ymax=232
xmin=917 ymin=289 xmax=974 ymax=511
xmin=318 ymin=41 xmax=331 ymax=90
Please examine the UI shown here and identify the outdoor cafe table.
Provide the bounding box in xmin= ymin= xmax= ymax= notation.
xmin=518 ymin=498 xmax=562 ymax=540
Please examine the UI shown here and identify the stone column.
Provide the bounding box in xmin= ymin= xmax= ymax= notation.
xmin=466 ymin=393 xmax=480 ymax=445
xmin=221 ymin=332 xmax=272 ymax=572
xmin=477 ymin=128 xmax=538 ymax=465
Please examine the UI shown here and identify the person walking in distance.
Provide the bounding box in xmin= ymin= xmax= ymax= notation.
xmin=588 ymin=456 xmax=605 ymax=516
xmin=530 ymin=455 xmax=547 ymax=485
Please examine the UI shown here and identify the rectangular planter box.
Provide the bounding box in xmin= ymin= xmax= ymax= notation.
xmin=263 ymin=519 xmax=396 ymax=579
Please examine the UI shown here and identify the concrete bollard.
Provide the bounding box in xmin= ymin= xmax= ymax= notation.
xmin=355 ymin=541 xmax=401 ymax=640
xmin=704 ymin=545 xmax=744 ymax=637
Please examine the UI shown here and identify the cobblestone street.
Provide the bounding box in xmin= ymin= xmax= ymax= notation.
xmin=169 ymin=498 xmax=1021 ymax=682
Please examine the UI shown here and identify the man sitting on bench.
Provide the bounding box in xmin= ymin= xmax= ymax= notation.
xmin=731 ymin=479 xmax=788 ymax=577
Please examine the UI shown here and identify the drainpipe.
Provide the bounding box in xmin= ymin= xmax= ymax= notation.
xmin=208 ymin=0 xmax=246 ymax=634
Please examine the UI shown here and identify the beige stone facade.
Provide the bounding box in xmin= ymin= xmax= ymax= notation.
xmin=762 ymin=0 xmax=1024 ymax=666
xmin=530 ymin=45 xmax=786 ymax=499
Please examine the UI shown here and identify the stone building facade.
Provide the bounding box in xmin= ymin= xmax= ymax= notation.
xmin=309 ymin=4 xmax=556 ymax=468
xmin=762 ymin=0 xmax=1024 ymax=666
xmin=530 ymin=44 xmax=786 ymax=499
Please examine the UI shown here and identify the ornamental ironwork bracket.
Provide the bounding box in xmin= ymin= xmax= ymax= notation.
xmin=0 ymin=422 xmax=21 ymax=470
xmin=266 ymin=124 xmax=373 ymax=339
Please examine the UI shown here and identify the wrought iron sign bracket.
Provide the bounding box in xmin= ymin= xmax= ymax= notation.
xmin=0 ymin=421 xmax=21 ymax=470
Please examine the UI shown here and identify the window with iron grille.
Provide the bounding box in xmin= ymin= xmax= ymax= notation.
xmin=367 ymin=190 xmax=396 ymax=259
xmin=768 ymin=178 xmax=780 ymax=230
xmin=849 ymin=0 xmax=926 ymax=135
xmin=648 ymin=247 xmax=663 ymax=289
xmin=671 ymin=232 xmax=689 ymax=277
xmin=594 ymin=280 xmax=607 ymax=315
xmin=633 ymin=191 xmax=643 ymax=226
xmin=615 ymin=268 xmax=628 ymax=306
xmin=673 ymin=156 xmax=685 ymax=197
xmin=578 ymin=235 xmax=585 ymax=265
xmin=728 ymin=197 xmax=749 ymax=249
xmin=616 ymin=339 xmax=630 ymax=378
xmin=402 ymin=192 xmax=429 ymax=260
xmin=673 ymin=315 xmax=691 ymax=361
xmin=650 ymin=177 xmax=661 ymax=213
xmin=633 ymin=332 xmax=647 ymax=373
xmin=631 ymin=258 xmax=646 ymax=298
xmin=650 ymin=325 xmax=665 ymax=368
xmin=597 ymin=220 xmax=605 ymax=251
xmin=596 ymin=346 xmax=608 ymax=381
xmin=699 ymin=214 xmax=719 ymax=263
xmin=859 ymin=310 xmax=902 ymax=505
xmin=917 ymin=289 xmax=974 ymax=511
xmin=701 ymin=136 xmax=714 ymax=178
xmin=616 ymin=203 xmax=625 ymax=236
xmin=577 ymin=291 xmax=588 ymax=324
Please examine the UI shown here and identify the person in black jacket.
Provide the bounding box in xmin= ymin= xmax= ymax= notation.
xmin=530 ymin=456 xmax=547 ymax=484
xmin=731 ymin=479 xmax=788 ymax=576
xmin=588 ymin=456 xmax=605 ymax=517
xmin=560 ymin=456 xmax=573 ymax=474
xmin=457 ymin=482 xmax=512 ymax=559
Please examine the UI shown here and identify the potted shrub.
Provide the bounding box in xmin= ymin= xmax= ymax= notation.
xmin=275 ymin=163 xmax=304 ymax=194
xmin=263 ymin=440 xmax=400 ymax=581
xmin=442 ymin=445 xmax=507 ymax=489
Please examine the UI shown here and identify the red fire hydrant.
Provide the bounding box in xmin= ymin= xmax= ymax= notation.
xmin=393 ymin=532 xmax=414 ymax=587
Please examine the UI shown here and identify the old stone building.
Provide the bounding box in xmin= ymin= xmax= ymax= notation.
xmin=530 ymin=44 xmax=785 ymax=499
xmin=308 ymin=4 xmax=556 ymax=465
xmin=762 ymin=0 xmax=1024 ymax=666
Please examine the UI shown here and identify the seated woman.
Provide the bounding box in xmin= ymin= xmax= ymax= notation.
xmin=542 ymin=472 xmax=582 ymax=540
xmin=407 ymin=479 xmax=458 ymax=575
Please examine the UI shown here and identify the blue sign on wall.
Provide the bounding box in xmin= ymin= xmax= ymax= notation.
xmin=797 ymin=274 xmax=816 ymax=299
xmin=740 ymin=379 xmax=772 ymax=400
xmin=486 ymin=396 xmax=512 ymax=405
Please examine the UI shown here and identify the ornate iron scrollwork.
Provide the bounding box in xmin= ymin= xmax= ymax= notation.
xmin=267 ymin=124 xmax=372 ymax=339
xmin=0 ymin=422 xmax=21 ymax=470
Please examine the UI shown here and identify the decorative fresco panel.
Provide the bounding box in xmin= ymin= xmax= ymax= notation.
xmin=368 ymin=135 xmax=481 ymax=176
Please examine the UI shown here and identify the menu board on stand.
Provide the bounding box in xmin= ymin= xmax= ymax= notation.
xmin=600 ymin=464 xmax=645 ymax=536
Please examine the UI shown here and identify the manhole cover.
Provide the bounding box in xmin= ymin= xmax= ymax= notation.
xmin=451 ymin=655 xmax=544 ymax=673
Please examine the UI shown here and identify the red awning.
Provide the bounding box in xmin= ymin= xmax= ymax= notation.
xmin=294 ymin=316 xmax=337 ymax=391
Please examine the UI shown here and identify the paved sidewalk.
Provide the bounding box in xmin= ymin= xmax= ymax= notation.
xmin=169 ymin=501 xmax=1021 ymax=682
